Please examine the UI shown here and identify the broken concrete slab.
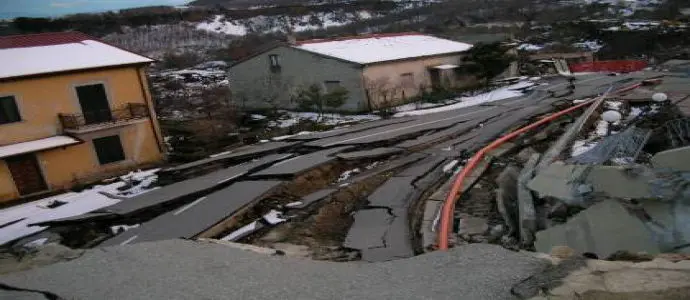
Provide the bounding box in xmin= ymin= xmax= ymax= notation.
xmin=527 ymin=163 xmax=593 ymax=206
xmin=100 ymin=180 xmax=284 ymax=247
xmin=343 ymin=208 xmax=392 ymax=250
xmin=535 ymin=200 xmax=661 ymax=258
xmin=250 ymin=146 xmax=351 ymax=178
xmin=336 ymin=147 xmax=403 ymax=161
xmin=651 ymin=146 xmax=690 ymax=171
xmin=586 ymin=165 xmax=655 ymax=199
xmin=517 ymin=154 xmax=540 ymax=247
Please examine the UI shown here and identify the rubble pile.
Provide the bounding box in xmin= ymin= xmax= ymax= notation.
xmin=455 ymin=73 xmax=690 ymax=260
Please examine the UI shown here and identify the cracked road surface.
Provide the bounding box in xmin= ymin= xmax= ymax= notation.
xmin=0 ymin=240 xmax=549 ymax=300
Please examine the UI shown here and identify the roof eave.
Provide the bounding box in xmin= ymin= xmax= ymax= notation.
xmin=0 ymin=61 xmax=153 ymax=82
xmin=360 ymin=50 xmax=470 ymax=66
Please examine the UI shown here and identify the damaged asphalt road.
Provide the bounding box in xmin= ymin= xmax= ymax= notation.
xmin=0 ymin=240 xmax=549 ymax=300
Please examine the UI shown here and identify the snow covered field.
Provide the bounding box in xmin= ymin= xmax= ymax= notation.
xmin=0 ymin=169 xmax=159 ymax=246
xmin=196 ymin=11 xmax=376 ymax=36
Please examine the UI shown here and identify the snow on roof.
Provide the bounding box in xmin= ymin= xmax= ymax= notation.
xmin=0 ymin=32 xmax=153 ymax=80
xmin=0 ymin=136 xmax=81 ymax=159
xmin=433 ymin=64 xmax=459 ymax=69
xmin=293 ymin=33 xmax=472 ymax=64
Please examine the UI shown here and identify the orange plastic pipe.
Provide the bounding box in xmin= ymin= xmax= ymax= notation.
xmin=437 ymin=83 xmax=642 ymax=250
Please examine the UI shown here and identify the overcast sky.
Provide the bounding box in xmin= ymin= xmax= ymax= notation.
xmin=0 ymin=0 xmax=190 ymax=19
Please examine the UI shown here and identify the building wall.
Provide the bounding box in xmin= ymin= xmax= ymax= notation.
xmin=362 ymin=54 xmax=465 ymax=108
xmin=228 ymin=46 xmax=368 ymax=111
xmin=0 ymin=67 xmax=163 ymax=203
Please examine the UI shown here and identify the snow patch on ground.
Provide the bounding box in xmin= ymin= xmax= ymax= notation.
xmin=262 ymin=210 xmax=287 ymax=225
xmin=571 ymin=140 xmax=598 ymax=157
xmin=196 ymin=12 xmax=376 ymax=36
xmin=268 ymin=112 xmax=381 ymax=128
xmin=337 ymin=168 xmax=361 ymax=182
xmin=394 ymin=81 xmax=533 ymax=117
xmin=221 ymin=220 xmax=260 ymax=241
xmin=393 ymin=99 xmax=458 ymax=113
xmin=272 ymin=131 xmax=313 ymax=141
xmin=0 ymin=169 xmax=159 ymax=245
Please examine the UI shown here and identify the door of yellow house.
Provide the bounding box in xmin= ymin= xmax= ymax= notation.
xmin=6 ymin=154 xmax=47 ymax=196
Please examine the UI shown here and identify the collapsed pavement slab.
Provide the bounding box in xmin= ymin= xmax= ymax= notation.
xmin=366 ymin=176 xmax=417 ymax=208
xmin=534 ymin=200 xmax=661 ymax=259
xmin=250 ymin=146 xmax=351 ymax=178
xmin=159 ymin=141 xmax=299 ymax=179
xmin=287 ymin=117 xmax=414 ymax=141
xmin=343 ymin=208 xmax=392 ymax=250
xmin=336 ymin=147 xmax=404 ymax=160
xmin=100 ymin=180 xmax=283 ymax=247
xmin=37 ymin=154 xmax=293 ymax=225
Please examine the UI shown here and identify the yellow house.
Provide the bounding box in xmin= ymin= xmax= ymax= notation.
xmin=0 ymin=31 xmax=164 ymax=203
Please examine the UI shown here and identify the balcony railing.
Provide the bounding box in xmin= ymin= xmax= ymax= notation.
xmin=59 ymin=103 xmax=149 ymax=131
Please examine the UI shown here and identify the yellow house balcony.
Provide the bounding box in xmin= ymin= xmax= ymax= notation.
xmin=58 ymin=103 xmax=149 ymax=134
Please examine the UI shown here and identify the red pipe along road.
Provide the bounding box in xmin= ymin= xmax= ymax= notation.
xmin=436 ymin=83 xmax=643 ymax=250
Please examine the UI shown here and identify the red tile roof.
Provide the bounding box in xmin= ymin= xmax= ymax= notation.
xmin=295 ymin=32 xmax=422 ymax=45
xmin=0 ymin=31 xmax=94 ymax=50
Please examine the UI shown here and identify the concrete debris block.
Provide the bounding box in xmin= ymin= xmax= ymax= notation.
xmin=458 ymin=215 xmax=489 ymax=236
xmin=496 ymin=165 xmax=520 ymax=237
xmin=517 ymin=153 xmax=540 ymax=247
xmin=535 ymin=200 xmax=661 ymax=259
xmin=586 ymin=166 xmax=654 ymax=199
xmin=527 ymin=163 xmax=590 ymax=206
xmin=651 ymin=146 xmax=690 ymax=171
